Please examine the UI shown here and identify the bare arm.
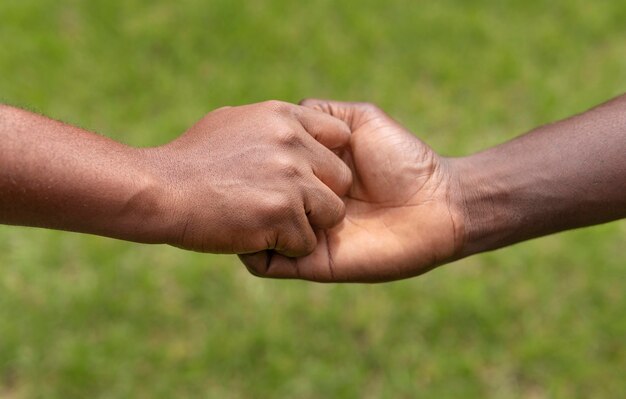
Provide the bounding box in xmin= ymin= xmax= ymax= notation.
xmin=0 ymin=105 xmax=158 ymax=241
xmin=0 ymin=102 xmax=352 ymax=255
xmin=453 ymin=94 xmax=626 ymax=256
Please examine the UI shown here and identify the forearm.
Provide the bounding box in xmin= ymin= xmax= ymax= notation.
xmin=451 ymin=94 xmax=626 ymax=256
xmin=0 ymin=105 xmax=166 ymax=243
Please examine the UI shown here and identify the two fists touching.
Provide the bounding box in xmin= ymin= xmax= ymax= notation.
xmin=144 ymin=99 xmax=463 ymax=282
xmin=0 ymin=98 xmax=456 ymax=283
xmin=240 ymin=100 xmax=463 ymax=283
xmin=0 ymin=95 xmax=626 ymax=282
xmin=2 ymin=95 xmax=623 ymax=281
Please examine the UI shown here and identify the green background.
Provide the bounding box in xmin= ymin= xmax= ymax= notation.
xmin=1 ymin=0 xmax=625 ymax=397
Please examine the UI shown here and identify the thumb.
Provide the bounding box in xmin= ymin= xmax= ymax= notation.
xmin=299 ymin=99 xmax=392 ymax=132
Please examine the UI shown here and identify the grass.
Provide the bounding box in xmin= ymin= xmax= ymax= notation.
xmin=1 ymin=0 xmax=625 ymax=397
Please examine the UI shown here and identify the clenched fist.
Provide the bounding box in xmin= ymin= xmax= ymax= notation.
xmin=144 ymin=101 xmax=353 ymax=255
xmin=0 ymin=101 xmax=351 ymax=257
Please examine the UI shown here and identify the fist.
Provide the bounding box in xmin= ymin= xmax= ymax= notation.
xmin=144 ymin=101 xmax=352 ymax=256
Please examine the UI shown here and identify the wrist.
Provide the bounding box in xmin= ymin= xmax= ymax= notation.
xmin=118 ymin=146 xmax=181 ymax=245
xmin=447 ymin=153 xmax=515 ymax=257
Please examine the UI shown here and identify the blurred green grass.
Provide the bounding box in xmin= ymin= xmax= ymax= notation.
xmin=1 ymin=0 xmax=625 ymax=397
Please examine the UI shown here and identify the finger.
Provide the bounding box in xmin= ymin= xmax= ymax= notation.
xmin=239 ymin=251 xmax=299 ymax=280
xmin=273 ymin=211 xmax=318 ymax=258
xmin=300 ymin=99 xmax=424 ymax=149
xmin=304 ymin=177 xmax=346 ymax=229
xmin=239 ymin=251 xmax=275 ymax=277
xmin=296 ymin=106 xmax=351 ymax=150
xmin=298 ymin=128 xmax=353 ymax=197
xmin=239 ymin=230 xmax=334 ymax=282
xmin=299 ymin=98 xmax=354 ymax=124
xmin=299 ymin=99 xmax=389 ymax=132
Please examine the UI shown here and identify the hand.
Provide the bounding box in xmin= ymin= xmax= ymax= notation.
xmin=143 ymin=101 xmax=352 ymax=255
xmin=239 ymin=100 xmax=466 ymax=282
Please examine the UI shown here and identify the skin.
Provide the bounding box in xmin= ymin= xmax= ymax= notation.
xmin=0 ymin=100 xmax=352 ymax=256
xmin=240 ymin=96 xmax=626 ymax=282
xmin=2 ymin=95 xmax=625 ymax=282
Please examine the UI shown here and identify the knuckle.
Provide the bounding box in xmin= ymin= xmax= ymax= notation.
xmin=332 ymin=199 xmax=346 ymax=221
xmin=309 ymin=189 xmax=346 ymax=229
xmin=337 ymin=120 xmax=351 ymax=136
xmin=340 ymin=162 xmax=353 ymax=189
xmin=322 ymin=196 xmax=345 ymax=226
xmin=274 ymin=155 xmax=304 ymax=178
xmin=244 ymin=262 xmax=262 ymax=276
xmin=262 ymin=194 xmax=298 ymax=222
xmin=263 ymin=100 xmax=292 ymax=114
xmin=239 ymin=255 xmax=266 ymax=277
xmin=291 ymin=225 xmax=317 ymax=254
xmin=303 ymin=100 xmax=329 ymax=113
xmin=276 ymin=128 xmax=301 ymax=146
